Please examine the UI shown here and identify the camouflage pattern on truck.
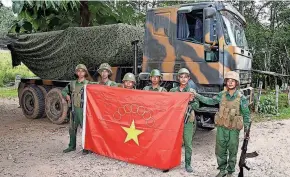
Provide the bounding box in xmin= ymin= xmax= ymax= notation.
xmin=7 ymin=24 xmax=144 ymax=80
xmin=142 ymin=2 xmax=252 ymax=89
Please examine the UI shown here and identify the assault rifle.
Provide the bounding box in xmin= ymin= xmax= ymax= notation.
xmin=238 ymin=122 xmax=259 ymax=177
xmin=68 ymin=84 xmax=75 ymax=128
xmin=184 ymin=101 xmax=193 ymax=124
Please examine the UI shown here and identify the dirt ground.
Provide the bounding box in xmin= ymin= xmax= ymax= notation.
xmin=0 ymin=98 xmax=290 ymax=177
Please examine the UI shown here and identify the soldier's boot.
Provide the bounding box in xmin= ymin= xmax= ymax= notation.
xmin=63 ymin=129 xmax=76 ymax=153
xmin=216 ymin=171 xmax=227 ymax=177
xmin=185 ymin=165 xmax=193 ymax=173
xmin=227 ymin=173 xmax=233 ymax=177
xmin=82 ymin=149 xmax=91 ymax=155
xmin=63 ymin=147 xmax=76 ymax=153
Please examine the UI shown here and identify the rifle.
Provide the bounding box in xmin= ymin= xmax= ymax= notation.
xmin=184 ymin=101 xmax=193 ymax=124
xmin=238 ymin=122 xmax=259 ymax=177
xmin=68 ymin=84 xmax=75 ymax=129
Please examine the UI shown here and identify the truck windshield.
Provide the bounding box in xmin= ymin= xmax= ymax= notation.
xmin=221 ymin=11 xmax=249 ymax=49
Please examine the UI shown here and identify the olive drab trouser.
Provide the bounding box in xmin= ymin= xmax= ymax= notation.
xmin=68 ymin=107 xmax=83 ymax=149
xmin=183 ymin=122 xmax=194 ymax=167
xmin=215 ymin=126 xmax=240 ymax=174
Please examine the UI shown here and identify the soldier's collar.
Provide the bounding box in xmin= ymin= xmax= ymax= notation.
xmin=76 ymin=79 xmax=86 ymax=83
xmin=225 ymin=89 xmax=238 ymax=97
xmin=151 ymin=85 xmax=160 ymax=90
xmin=178 ymin=84 xmax=190 ymax=92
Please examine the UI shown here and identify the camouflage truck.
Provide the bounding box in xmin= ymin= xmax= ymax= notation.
xmin=5 ymin=2 xmax=253 ymax=130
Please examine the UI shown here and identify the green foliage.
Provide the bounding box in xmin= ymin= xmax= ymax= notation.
xmin=0 ymin=50 xmax=35 ymax=87
xmin=89 ymin=1 xmax=145 ymax=26
xmin=0 ymin=87 xmax=17 ymax=98
xmin=8 ymin=0 xmax=146 ymax=33
xmin=258 ymin=95 xmax=278 ymax=115
xmin=240 ymin=1 xmax=290 ymax=86
xmin=278 ymin=93 xmax=289 ymax=109
xmin=9 ymin=0 xmax=80 ymax=33
xmin=0 ymin=6 xmax=16 ymax=37
xmin=258 ymin=92 xmax=289 ymax=115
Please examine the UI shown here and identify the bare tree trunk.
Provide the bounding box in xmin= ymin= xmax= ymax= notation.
xmin=276 ymin=85 xmax=279 ymax=112
xmin=239 ymin=1 xmax=245 ymax=16
xmin=80 ymin=1 xmax=90 ymax=27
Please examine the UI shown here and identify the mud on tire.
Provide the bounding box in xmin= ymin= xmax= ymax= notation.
xmin=20 ymin=85 xmax=45 ymax=119
xmin=37 ymin=85 xmax=52 ymax=118
xmin=45 ymin=88 xmax=68 ymax=124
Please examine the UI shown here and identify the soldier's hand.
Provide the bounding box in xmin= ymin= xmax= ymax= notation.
xmin=66 ymin=95 xmax=71 ymax=102
xmin=190 ymin=93 xmax=195 ymax=101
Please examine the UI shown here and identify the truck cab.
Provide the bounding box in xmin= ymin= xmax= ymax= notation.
xmin=139 ymin=2 xmax=253 ymax=129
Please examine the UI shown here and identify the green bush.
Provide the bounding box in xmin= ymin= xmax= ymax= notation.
xmin=279 ymin=93 xmax=289 ymax=108
xmin=258 ymin=95 xmax=278 ymax=115
xmin=258 ymin=91 xmax=289 ymax=115
xmin=0 ymin=51 xmax=35 ymax=86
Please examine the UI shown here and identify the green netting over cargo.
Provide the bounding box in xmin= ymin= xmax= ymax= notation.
xmin=8 ymin=24 xmax=144 ymax=80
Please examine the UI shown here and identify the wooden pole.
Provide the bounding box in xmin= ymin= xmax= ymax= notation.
xmin=288 ymin=86 xmax=290 ymax=107
xmin=255 ymin=81 xmax=263 ymax=112
xmin=275 ymin=85 xmax=279 ymax=111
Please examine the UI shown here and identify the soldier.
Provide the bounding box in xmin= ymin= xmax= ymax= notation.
xmin=62 ymin=64 xmax=91 ymax=155
xmin=143 ymin=69 xmax=167 ymax=92
xmin=121 ymin=73 xmax=136 ymax=89
xmin=193 ymin=71 xmax=251 ymax=177
xmin=169 ymin=68 xmax=199 ymax=173
xmin=96 ymin=63 xmax=118 ymax=86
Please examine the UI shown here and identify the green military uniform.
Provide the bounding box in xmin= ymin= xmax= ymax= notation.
xmin=62 ymin=80 xmax=89 ymax=152
xmin=195 ymin=71 xmax=251 ymax=177
xmin=170 ymin=84 xmax=199 ymax=171
xmin=196 ymin=91 xmax=250 ymax=175
xmin=143 ymin=69 xmax=167 ymax=92
xmin=143 ymin=85 xmax=167 ymax=92
xmin=62 ymin=64 xmax=91 ymax=154
xmin=122 ymin=73 xmax=136 ymax=89
xmin=97 ymin=63 xmax=118 ymax=86
xmin=96 ymin=80 xmax=118 ymax=86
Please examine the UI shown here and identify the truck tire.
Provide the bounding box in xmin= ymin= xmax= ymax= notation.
xmin=18 ymin=82 xmax=26 ymax=108
xmin=20 ymin=85 xmax=45 ymax=119
xmin=45 ymin=88 xmax=68 ymax=124
xmin=38 ymin=85 xmax=49 ymax=99
xmin=37 ymin=85 xmax=51 ymax=118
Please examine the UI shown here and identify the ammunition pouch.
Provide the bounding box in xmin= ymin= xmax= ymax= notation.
xmin=214 ymin=92 xmax=243 ymax=130
xmin=188 ymin=110 xmax=195 ymax=123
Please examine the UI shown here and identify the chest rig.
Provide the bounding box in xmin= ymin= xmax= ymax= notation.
xmin=214 ymin=92 xmax=244 ymax=130
xmin=70 ymin=80 xmax=88 ymax=108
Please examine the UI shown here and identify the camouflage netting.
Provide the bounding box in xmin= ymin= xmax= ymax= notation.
xmin=7 ymin=24 xmax=144 ymax=80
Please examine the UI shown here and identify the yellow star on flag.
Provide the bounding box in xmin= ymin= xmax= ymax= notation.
xmin=121 ymin=120 xmax=144 ymax=146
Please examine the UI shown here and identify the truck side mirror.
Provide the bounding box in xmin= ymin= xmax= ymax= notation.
xmin=203 ymin=7 xmax=217 ymax=45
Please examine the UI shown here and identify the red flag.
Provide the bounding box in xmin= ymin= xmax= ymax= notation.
xmin=82 ymin=85 xmax=191 ymax=170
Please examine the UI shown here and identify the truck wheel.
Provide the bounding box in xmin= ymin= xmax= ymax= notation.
xmin=18 ymin=82 xmax=26 ymax=108
xmin=38 ymin=85 xmax=49 ymax=98
xmin=20 ymin=85 xmax=45 ymax=119
xmin=37 ymin=85 xmax=51 ymax=118
xmin=45 ymin=88 xmax=68 ymax=124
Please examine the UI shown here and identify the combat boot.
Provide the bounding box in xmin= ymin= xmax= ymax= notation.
xmin=216 ymin=171 xmax=227 ymax=177
xmin=185 ymin=165 xmax=193 ymax=173
xmin=63 ymin=147 xmax=76 ymax=153
xmin=82 ymin=149 xmax=91 ymax=155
